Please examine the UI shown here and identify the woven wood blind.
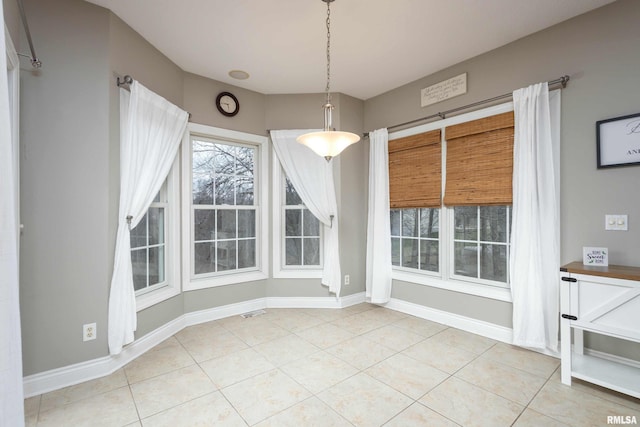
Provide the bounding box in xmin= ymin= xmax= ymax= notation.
xmin=388 ymin=129 xmax=441 ymax=208
xmin=443 ymin=111 xmax=514 ymax=206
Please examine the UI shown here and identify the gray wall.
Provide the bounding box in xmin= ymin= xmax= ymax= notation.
xmin=3 ymin=0 xmax=20 ymax=44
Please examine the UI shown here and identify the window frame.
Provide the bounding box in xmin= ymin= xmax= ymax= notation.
xmin=389 ymin=101 xmax=514 ymax=302
xmin=135 ymin=156 xmax=181 ymax=311
xmin=182 ymin=123 xmax=269 ymax=290
xmin=272 ymin=153 xmax=323 ymax=279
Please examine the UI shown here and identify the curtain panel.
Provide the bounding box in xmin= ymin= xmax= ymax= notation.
xmin=270 ymin=130 xmax=342 ymax=295
xmin=108 ymin=82 xmax=188 ymax=355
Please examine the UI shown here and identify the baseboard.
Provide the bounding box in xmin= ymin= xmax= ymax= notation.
xmin=384 ymin=297 xmax=514 ymax=344
xmin=583 ymin=347 xmax=640 ymax=369
xmin=22 ymin=293 xmax=366 ymax=397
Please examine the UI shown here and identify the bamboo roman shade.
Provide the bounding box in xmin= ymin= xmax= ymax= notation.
xmin=388 ymin=129 xmax=441 ymax=208
xmin=443 ymin=111 xmax=514 ymax=206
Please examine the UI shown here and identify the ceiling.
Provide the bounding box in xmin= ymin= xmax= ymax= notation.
xmin=85 ymin=0 xmax=615 ymax=100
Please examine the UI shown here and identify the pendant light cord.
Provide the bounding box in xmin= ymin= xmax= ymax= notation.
xmin=325 ymin=1 xmax=331 ymax=101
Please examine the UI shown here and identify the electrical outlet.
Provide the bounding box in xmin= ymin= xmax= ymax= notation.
xmin=83 ymin=323 xmax=97 ymax=342
xmin=344 ymin=274 xmax=350 ymax=286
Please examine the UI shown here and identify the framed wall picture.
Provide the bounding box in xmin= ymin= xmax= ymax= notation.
xmin=596 ymin=112 xmax=640 ymax=168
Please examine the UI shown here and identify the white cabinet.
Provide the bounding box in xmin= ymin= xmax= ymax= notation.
xmin=560 ymin=262 xmax=640 ymax=398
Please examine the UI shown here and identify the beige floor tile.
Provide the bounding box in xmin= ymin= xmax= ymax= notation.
xmin=36 ymin=386 xmax=138 ymax=427
xmin=363 ymin=307 xmax=409 ymax=323
xmin=432 ymin=328 xmax=497 ymax=355
xmin=331 ymin=311 xmax=388 ymax=335
xmin=529 ymin=379 xmax=640 ymax=427
xmin=384 ymin=403 xmax=460 ymax=427
xmin=392 ymin=316 xmax=449 ymax=338
xmin=482 ymin=343 xmax=559 ymax=379
xmin=302 ymin=308 xmax=353 ymax=322
xmin=362 ymin=324 xmax=425 ymax=351
xmin=40 ymin=369 xmax=128 ymax=412
xmin=280 ymin=351 xmax=358 ymax=394
xmin=200 ymin=347 xmax=275 ymax=388
xmin=255 ymin=397 xmax=351 ymax=427
xmin=174 ymin=320 xmax=225 ymax=343
xmin=402 ymin=337 xmax=478 ymax=374
xmin=130 ymin=364 xmax=216 ymax=419
xmin=179 ymin=330 xmax=249 ymax=363
xmin=216 ymin=312 xmax=273 ymax=331
xmin=318 ymin=373 xmax=413 ymax=427
xmin=253 ymin=333 xmax=320 ymax=366
xmin=366 ymin=353 xmax=449 ymax=399
xmin=512 ymin=408 xmax=570 ymax=427
xmin=24 ymin=395 xmax=41 ymax=418
xmin=230 ymin=320 xmax=289 ymax=346
xmin=455 ymin=357 xmax=547 ymax=405
xmin=141 ymin=391 xmax=246 ymax=427
xmin=295 ymin=323 xmax=355 ymax=349
xmin=124 ymin=337 xmax=195 ymax=384
xmin=221 ymin=369 xmax=311 ymax=425
xmin=267 ymin=310 xmax=325 ymax=332
xmin=326 ymin=336 xmax=396 ymax=370
xmin=340 ymin=303 xmax=377 ymax=315
xmin=420 ymin=377 xmax=523 ymax=427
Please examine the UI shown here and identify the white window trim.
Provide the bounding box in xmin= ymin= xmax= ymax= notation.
xmin=182 ymin=123 xmax=269 ymax=290
xmin=271 ymin=151 xmax=323 ymax=279
xmin=136 ymin=155 xmax=181 ymax=311
xmin=388 ymin=101 xmax=514 ymax=303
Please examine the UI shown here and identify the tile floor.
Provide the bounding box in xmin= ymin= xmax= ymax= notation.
xmin=24 ymin=304 xmax=640 ymax=426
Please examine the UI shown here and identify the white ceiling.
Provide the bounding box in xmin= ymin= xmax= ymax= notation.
xmin=86 ymin=0 xmax=614 ymax=100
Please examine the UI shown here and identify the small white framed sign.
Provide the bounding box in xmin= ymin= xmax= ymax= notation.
xmin=583 ymin=247 xmax=609 ymax=266
xmin=421 ymin=73 xmax=467 ymax=108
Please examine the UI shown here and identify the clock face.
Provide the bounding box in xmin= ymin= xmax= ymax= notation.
xmin=216 ymin=92 xmax=239 ymax=117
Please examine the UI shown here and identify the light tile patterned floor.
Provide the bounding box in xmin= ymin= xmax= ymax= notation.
xmin=25 ymin=304 xmax=640 ymax=426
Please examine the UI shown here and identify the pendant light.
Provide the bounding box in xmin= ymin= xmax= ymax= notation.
xmin=296 ymin=0 xmax=360 ymax=161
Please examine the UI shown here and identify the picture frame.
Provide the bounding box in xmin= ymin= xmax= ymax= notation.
xmin=596 ymin=112 xmax=640 ymax=169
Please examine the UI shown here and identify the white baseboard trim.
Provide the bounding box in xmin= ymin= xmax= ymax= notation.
xmin=23 ymin=293 xmax=367 ymax=397
xmin=583 ymin=347 xmax=640 ymax=369
xmin=384 ymin=297 xmax=514 ymax=344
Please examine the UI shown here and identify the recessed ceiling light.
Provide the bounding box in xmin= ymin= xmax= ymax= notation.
xmin=228 ymin=70 xmax=250 ymax=80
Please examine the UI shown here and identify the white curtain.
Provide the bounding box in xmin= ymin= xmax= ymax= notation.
xmin=270 ymin=130 xmax=342 ymax=295
xmin=510 ymin=83 xmax=561 ymax=352
xmin=366 ymin=128 xmax=393 ymax=303
xmin=1 ymin=21 xmax=25 ymax=427
xmin=108 ymin=81 xmax=188 ymax=354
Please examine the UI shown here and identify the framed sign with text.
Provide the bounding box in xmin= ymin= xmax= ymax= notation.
xmin=596 ymin=112 xmax=640 ymax=168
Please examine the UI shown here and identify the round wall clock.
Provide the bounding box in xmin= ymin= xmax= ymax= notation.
xmin=215 ymin=92 xmax=240 ymax=117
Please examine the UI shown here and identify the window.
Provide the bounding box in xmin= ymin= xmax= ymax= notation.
xmin=390 ymin=208 xmax=439 ymax=273
xmin=130 ymin=159 xmax=181 ymax=310
xmin=184 ymin=124 xmax=268 ymax=289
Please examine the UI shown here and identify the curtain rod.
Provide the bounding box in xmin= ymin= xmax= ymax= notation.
xmin=17 ymin=0 xmax=42 ymax=68
xmin=364 ymin=75 xmax=570 ymax=137
xmin=116 ymin=75 xmax=192 ymax=120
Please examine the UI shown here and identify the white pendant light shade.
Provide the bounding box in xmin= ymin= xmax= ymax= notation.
xmin=297 ymin=130 xmax=360 ymax=161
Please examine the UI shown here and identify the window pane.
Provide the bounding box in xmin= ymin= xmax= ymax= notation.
xmin=194 ymin=210 xmax=215 ymax=241
xmin=214 ymin=145 xmax=235 ymax=175
xmin=217 ymin=240 xmax=237 ymax=271
xmin=236 ymin=176 xmax=254 ymax=206
xmin=454 ymin=206 xmax=478 ymax=240
xmin=303 ymin=238 xmax=321 ymax=265
xmin=238 ymin=210 xmax=256 ymax=238
xmin=401 ymin=238 xmax=419 ymax=269
xmin=238 ymin=239 xmax=256 ymax=269
xmin=420 ymin=208 xmax=439 ymax=238
xmin=236 ymin=146 xmax=255 ymax=177
xmin=285 ymin=209 xmax=301 ymax=236
xmin=130 ymin=214 xmax=147 ymax=249
xmin=285 ymin=178 xmax=303 ymax=205
xmin=214 ymin=176 xmax=235 ymax=205
xmin=193 ymin=141 xmax=214 ymax=204
xmin=303 ymin=210 xmax=320 ymax=236
xmin=217 ymin=210 xmax=236 ymax=239
xmin=390 ymin=210 xmax=401 ymax=237
xmin=285 ymin=238 xmax=302 ymax=265
xmin=391 ymin=237 xmax=401 ymax=266
xmin=402 ymin=209 xmax=418 ymax=237
xmin=420 ymin=240 xmax=438 ymax=272
xmin=148 ymin=207 xmax=164 ymax=246
xmin=131 ymin=249 xmax=147 ymax=291
xmin=480 ymin=206 xmax=507 ymax=243
xmin=192 ymin=173 xmax=213 ymax=205
xmin=480 ymin=244 xmax=507 ymax=282
xmin=148 ymin=246 xmax=163 ymax=286
xmin=194 ymin=242 xmax=215 ymax=274
xmin=454 ymin=242 xmax=477 ymax=278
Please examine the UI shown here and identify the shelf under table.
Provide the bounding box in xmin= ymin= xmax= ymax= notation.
xmin=571 ymin=353 xmax=640 ymax=399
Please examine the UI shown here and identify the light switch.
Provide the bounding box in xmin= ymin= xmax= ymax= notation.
xmin=605 ymin=214 xmax=628 ymax=231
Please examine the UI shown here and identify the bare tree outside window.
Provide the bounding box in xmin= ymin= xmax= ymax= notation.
xmin=390 ymin=208 xmax=439 ymax=272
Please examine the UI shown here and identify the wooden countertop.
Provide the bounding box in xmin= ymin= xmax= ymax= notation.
xmin=561 ymin=261 xmax=640 ymax=282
